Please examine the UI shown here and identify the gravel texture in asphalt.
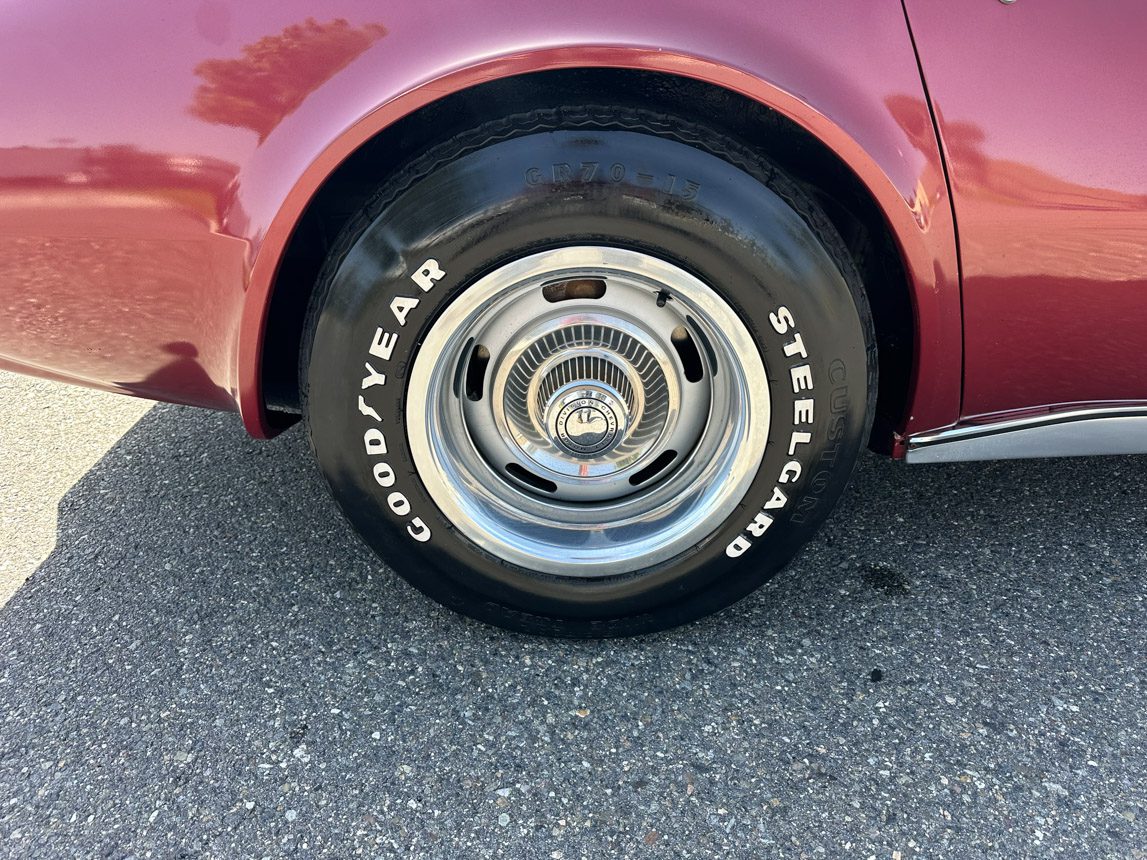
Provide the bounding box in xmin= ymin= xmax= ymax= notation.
xmin=0 ymin=404 xmax=1144 ymax=858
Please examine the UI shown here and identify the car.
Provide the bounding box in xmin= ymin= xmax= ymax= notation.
xmin=3 ymin=2 xmax=1145 ymax=636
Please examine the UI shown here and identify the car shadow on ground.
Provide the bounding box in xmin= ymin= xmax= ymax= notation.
xmin=1 ymin=404 xmax=1144 ymax=858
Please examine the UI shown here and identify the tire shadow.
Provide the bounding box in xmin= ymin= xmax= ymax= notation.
xmin=1 ymin=404 xmax=1144 ymax=857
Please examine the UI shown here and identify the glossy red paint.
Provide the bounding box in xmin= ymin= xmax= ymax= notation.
xmin=0 ymin=1 xmax=959 ymax=439
xmin=905 ymin=0 xmax=1147 ymax=421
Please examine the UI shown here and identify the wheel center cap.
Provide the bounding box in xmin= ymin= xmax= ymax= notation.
xmin=550 ymin=386 xmax=627 ymax=457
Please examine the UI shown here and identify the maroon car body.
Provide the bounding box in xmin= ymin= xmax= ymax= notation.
xmin=2 ymin=0 xmax=1144 ymax=458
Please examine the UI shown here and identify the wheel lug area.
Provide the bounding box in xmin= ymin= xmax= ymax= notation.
xmin=495 ymin=318 xmax=677 ymax=493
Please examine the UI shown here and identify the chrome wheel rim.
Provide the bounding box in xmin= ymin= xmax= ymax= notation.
xmin=406 ymin=246 xmax=769 ymax=577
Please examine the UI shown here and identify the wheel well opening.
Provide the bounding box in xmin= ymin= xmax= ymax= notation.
xmin=261 ymin=67 xmax=914 ymax=450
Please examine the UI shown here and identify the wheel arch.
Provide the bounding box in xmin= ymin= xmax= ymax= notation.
xmin=239 ymin=49 xmax=960 ymax=451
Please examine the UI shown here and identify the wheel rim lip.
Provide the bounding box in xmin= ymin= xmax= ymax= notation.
xmin=406 ymin=246 xmax=770 ymax=578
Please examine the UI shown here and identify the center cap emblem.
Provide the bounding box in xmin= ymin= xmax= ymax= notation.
xmin=552 ymin=389 xmax=625 ymax=457
xmin=564 ymin=405 xmax=609 ymax=447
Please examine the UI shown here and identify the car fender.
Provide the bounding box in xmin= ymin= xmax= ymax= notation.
xmin=233 ymin=7 xmax=960 ymax=442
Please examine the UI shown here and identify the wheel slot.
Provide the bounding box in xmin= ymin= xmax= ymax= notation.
xmin=464 ymin=343 xmax=491 ymax=401
xmin=452 ymin=337 xmax=475 ymax=398
xmin=670 ymin=325 xmax=705 ymax=383
xmin=686 ymin=315 xmax=718 ymax=378
xmin=505 ymin=462 xmax=559 ymax=494
xmin=628 ymin=449 xmax=678 ymax=486
xmin=542 ymin=278 xmax=607 ymax=303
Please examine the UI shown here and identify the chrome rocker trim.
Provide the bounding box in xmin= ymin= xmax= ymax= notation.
xmin=905 ymin=406 xmax=1147 ymax=464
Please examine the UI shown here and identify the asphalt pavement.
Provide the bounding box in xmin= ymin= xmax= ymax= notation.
xmin=0 ymin=388 xmax=1144 ymax=858
xmin=0 ymin=373 xmax=149 ymax=607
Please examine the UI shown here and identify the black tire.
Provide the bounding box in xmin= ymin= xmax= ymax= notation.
xmin=301 ymin=106 xmax=876 ymax=637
